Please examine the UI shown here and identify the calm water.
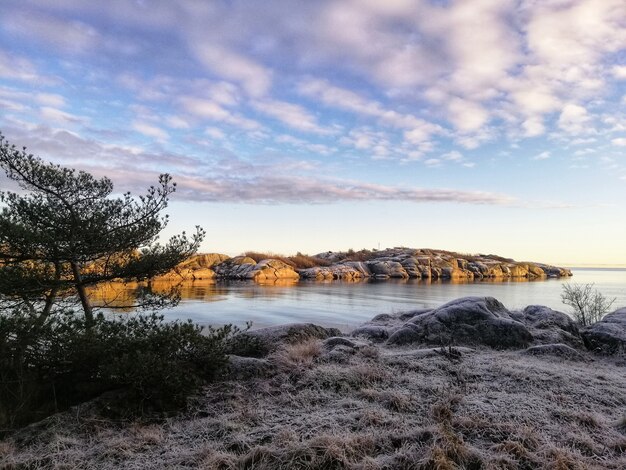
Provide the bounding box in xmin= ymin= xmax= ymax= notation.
xmin=100 ymin=268 xmax=626 ymax=332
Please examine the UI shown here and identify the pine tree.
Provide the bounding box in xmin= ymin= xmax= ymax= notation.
xmin=0 ymin=132 xmax=204 ymax=326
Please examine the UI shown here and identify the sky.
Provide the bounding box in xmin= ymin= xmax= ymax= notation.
xmin=0 ymin=0 xmax=625 ymax=266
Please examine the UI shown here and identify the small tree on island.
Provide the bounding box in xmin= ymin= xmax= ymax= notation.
xmin=561 ymin=283 xmax=616 ymax=326
xmin=0 ymin=132 xmax=205 ymax=325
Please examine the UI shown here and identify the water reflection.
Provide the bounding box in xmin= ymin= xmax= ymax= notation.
xmin=88 ymin=269 xmax=626 ymax=332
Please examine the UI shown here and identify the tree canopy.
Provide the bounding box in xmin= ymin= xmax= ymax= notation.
xmin=0 ymin=132 xmax=204 ymax=325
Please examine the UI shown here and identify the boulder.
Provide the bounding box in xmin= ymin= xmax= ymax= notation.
xmin=297 ymin=266 xmax=335 ymax=280
xmin=387 ymin=297 xmax=532 ymax=349
xmin=513 ymin=305 xmax=584 ymax=349
xmin=522 ymin=344 xmax=585 ymax=361
xmin=226 ymin=355 xmax=274 ymax=379
xmin=213 ymin=257 xmax=299 ymax=281
xmin=351 ymin=325 xmax=389 ymax=342
xmin=182 ymin=253 xmax=230 ymax=269
xmin=213 ymin=256 xmax=257 ymax=278
xmin=250 ymin=259 xmax=299 ymax=280
xmin=400 ymin=257 xmax=421 ymax=278
xmin=235 ymin=323 xmax=342 ymax=356
xmin=581 ymin=308 xmax=626 ymax=354
xmin=367 ymin=260 xmax=409 ymax=279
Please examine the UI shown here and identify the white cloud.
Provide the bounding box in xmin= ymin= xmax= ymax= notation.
xmin=205 ymin=127 xmax=226 ymax=140
xmin=39 ymin=106 xmax=88 ymax=125
xmin=611 ymin=138 xmax=626 ymax=147
xmin=442 ymin=151 xmax=463 ymax=162
xmin=36 ymin=93 xmax=66 ymax=107
xmin=132 ymin=121 xmax=169 ymax=141
xmin=166 ymin=115 xmax=190 ymax=129
xmin=612 ymin=65 xmax=626 ymax=80
xmin=179 ymin=96 xmax=261 ymax=130
xmin=522 ymin=117 xmax=546 ymax=137
xmin=446 ymin=97 xmax=489 ymax=132
xmin=3 ymin=10 xmax=99 ymax=54
xmin=0 ymin=49 xmax=53 ymax=84
xmin=190 ymin=44 xmax=272 ymax=97
xmin=298 ymin=78 xmax=441 ymax=145
xmin=532 ymin=151 xmax=551 ymax=161
xmin=253 ymin=99 xmax=329 ymax=134
xmin=558 ymin=104 xmax=592 ymax=134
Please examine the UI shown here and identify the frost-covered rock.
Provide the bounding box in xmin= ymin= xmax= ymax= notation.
xmin=522 ymin=343 xmax=585 ymax=360
xmin=227 ymin=355 xmax=274 ymax=379
xmin=387 ymin=297 xmax=532 ymax=349
xmin=581 ymin=307 xmax=626 ymax=354
xmin=234 ymin=323 xmax=342 ymax=356
xmin=512 ymin=305 xmax=584 ymax=349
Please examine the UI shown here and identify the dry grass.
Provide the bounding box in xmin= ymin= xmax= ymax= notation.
xmin=2 ymin=343 xmax=626 ymax=469
xmin=243 ymin=251 xmax=332 ymax=269
xmin=273 ymin=338 xmax=322 ymax=369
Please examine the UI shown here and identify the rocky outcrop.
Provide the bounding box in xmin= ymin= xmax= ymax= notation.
xmin=213 ymin=257 xmax=299 ymax=281
xmin=297 ymin=248 xmax=571 ymax=282
xmin=386 ymin=297 xmax=533 ymax=349
xmin=153 ymin=253 xmax=229 ymax=281
xmin=160 ymin=247 xmax=572 ymax=283
xmin=581 ymin=308 xmax=626 ymax=354
xmin=512 ymin=305 xmax=584 ymax=349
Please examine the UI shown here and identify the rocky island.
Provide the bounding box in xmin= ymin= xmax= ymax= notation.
xmin=155 ymin=247 xmax=573 ymax=283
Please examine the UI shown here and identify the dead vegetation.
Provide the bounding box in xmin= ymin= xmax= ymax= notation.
xmin=243 ymin=251 xmax=332 ymax=269
xmin=2 ymin=341 xmax=626 ymax=469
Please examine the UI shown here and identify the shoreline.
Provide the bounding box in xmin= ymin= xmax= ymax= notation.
xmin=3 ymin=296 xmax=625 ymax=468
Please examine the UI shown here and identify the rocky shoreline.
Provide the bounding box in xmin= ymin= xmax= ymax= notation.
xmin=156 ymin=247 xmax=573 ymax=283
xmin=4 ymin=296 xmax=625 ymax=468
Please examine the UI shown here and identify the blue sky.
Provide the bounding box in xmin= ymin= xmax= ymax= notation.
xmin=0 ymin=0 xmax=625 ymax=266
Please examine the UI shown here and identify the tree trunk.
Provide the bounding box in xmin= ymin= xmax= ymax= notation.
xmin=36 ymin=262 xmax=62 ymax=328
xmin=71 ymin=261 xmax=94 ymax=327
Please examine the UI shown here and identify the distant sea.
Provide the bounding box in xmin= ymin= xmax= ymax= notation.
xmin=98 ymin=268 xmax=626 ymax=332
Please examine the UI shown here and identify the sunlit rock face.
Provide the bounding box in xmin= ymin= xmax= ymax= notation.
xmin=151 ymin=247 xmax=572 ymax=283
xmin=213 ymin=257 xmax=299 ymax=281
xmin=298 ymin=247 xmax=571 ymax=281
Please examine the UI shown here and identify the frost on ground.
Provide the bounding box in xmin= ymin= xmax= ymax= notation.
xmin=3 ymin=297 xmax=626 ymax=469
xmin=2 ymin=340 xmax=625 ymax=469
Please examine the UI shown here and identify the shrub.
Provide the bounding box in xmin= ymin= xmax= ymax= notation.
xmin=0 ymin=309 xmax=239 ymax=431
xmin=561 ymin=283 xmax=616 ymax=326
xmin=243 ymin=251 xmax=331 ymax=269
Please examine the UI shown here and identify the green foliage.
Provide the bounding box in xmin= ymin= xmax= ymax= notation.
xmin=561 ymin=283 xmax=616 ymax=326
xmin=0 ymin=132 xmax=205 ymax=322
xmin=0 ymin=309 xmax=240 ymax=431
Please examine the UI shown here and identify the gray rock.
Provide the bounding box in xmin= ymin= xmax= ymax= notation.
xmin=581 ymin=308 xmax=626 ymax=354
xmin=384 ymin=346 xmax=475 ymax=361
xmin=233 ymin=323 xmax=341 ymax=356
xmin=514 ymin=305 xmax=583 ymax=348
xmin=323 ymin=336 xmax=357 ymax=349
xmin=227 ymin=355 xmax=274 ymax=379
xmin=522 ymin=344 xmax=585 ymax=360
xmin=366 ymin=260 xmax=409 ymax=279
xmin=387 ymin=297 xmax=532 ymax=349
xmin=351 ymin=325 xmax=389 ymax=342
xmin=323 ymin=345 xmax=356 ymax=363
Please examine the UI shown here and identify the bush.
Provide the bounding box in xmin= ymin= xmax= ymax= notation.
xmin=0 ymin=309 xmax=239 ymax=431
xmin=561 ymin=283 xmax=616 ymax=327
xmin=243 ymin=251 xmax=331 ymax=269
